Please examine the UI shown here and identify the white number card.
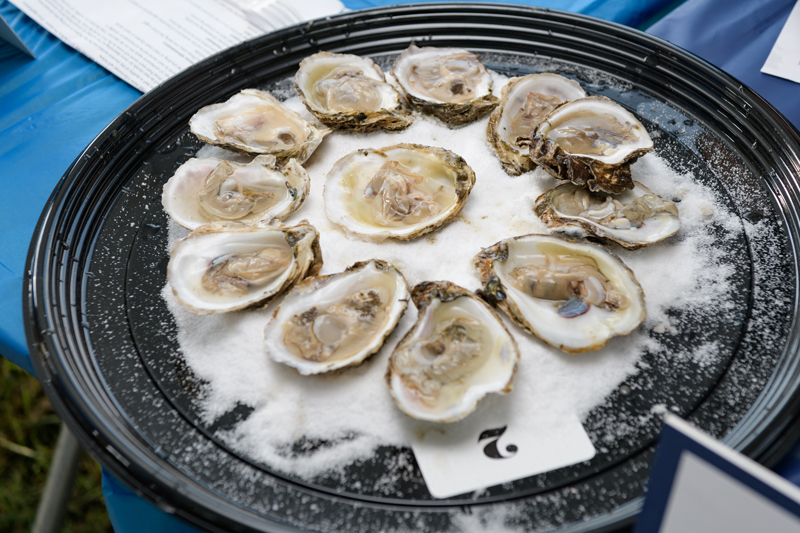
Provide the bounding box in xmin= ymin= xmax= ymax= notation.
xmin=412 ymin=413 xmax=595 ymax=499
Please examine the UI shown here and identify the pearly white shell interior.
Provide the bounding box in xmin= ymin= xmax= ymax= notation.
xmin=493 ymin=235 xmax=645 ymax=352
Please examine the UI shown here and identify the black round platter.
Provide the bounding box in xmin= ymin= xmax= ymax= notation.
xmin=25 ymin=4 xmax=800 ymax=533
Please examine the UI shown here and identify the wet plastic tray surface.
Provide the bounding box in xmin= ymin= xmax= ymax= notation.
xmin=25 ymin=4 xmax=800 ymax=532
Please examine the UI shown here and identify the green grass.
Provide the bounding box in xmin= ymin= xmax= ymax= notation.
xmin=0 ymin=359 xmax=112 ymax=532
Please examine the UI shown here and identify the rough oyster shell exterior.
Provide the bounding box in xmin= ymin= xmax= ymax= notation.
xmin=168 ymin=220 xmax=322 ymax=315
xmin=391 ymin=45 xmax=498 ymax=126
xmin=487 ymin=73 xmax=586 ymax=176
xmin=324 ymin=143 xmax=476 ymax=241
xmin=189 ymin=89 xmax=329 ymax=164
xmin=161 ymin=155 xmax=310 ymax=230
xmin=295 ymin=52 xmax=412 ymax=132
xmin=265 ymin=259 xmax=410 ymax=375
xmin=474 ymin=234 xmax=646 ymax=353
xmin=386 ymin=280 xmax=519 ymax=423
xmin=517 ymin=96 xmax=653 ymax=194
xmin=534 ymin=181 xmax=680 ymax=250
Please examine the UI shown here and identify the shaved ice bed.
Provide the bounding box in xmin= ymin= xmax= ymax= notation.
xmin=161 ymin=76 xmax=743 ymax=491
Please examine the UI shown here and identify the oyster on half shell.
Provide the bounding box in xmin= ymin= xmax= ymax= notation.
xmin=162 ymin=155 xmax=309 ymax=230
xmin=324 ymin=144 xmax=476 ymax=241
xmin=487 ymin=73 xmax=586 ymax=176
xmin=534 ymin=181 xmax=680 ymax=250
xmin=517 ymin=96 xmax=653 ymax=194
xmin=295 ymin=52 xmax=412 ymax=132
xmin=265 ymin=260 xmax=409 ymax=375
xmin=391 ymin=45 xmax=498 ymax=125
xmin=189 ymin=89 xmax=329 ymax=164
xmin=386 ymin=281 xmax=519 ymax=423
xmin=474 ymin=234 xmax=645 ymax=353
xmin=168 ymin=221 xmax=322 ymax=315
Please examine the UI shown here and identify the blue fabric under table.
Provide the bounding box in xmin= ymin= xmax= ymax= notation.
xmin=2 ymin=0 xmax=799 ymax=531
xmin=102 ymin=470 xmax=199 ymax=533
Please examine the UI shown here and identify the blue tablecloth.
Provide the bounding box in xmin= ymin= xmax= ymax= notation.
xmin=649 ymin=0 xmax=799 ymax=128
xmin=2 ymin=0 xmax=798 ymax=530
xmin=0 ymin=1 xmax=140 ymax=375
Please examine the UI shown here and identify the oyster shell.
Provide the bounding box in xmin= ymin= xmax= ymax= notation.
xmin=189 ymin=89 xmax=329 ymax=163
xmin=534 ymin=181 xmax=680 ymax=250
xmin=386 ymin=281 xmax=519 ymax=423
xmin=295 ymin=52 xmax=413 ymax=132
xmin=391 ymin=45 xmax=498 ymax=125
xmin=324 ymin=143 xmax=476 ymax=241
xmin=162 ymin=155 xmax=309 ymax=230
xmin=474 ymin=234 xmax=645 ymax=353
xmin=487 ymin=73 xmax=586 ymax=175
xmin=168 ymin=220 xmax=322 ymax=314
xmin=517 ymin=96 xmax=653 ymax=194
xmin=265 ymin=260 xmax=409 ymax=375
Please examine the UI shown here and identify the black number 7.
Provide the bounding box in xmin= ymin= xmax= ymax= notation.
xmin=478 ymin=426 xmax=518 ymax=459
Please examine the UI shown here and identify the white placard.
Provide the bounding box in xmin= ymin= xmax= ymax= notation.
xmin=636 ymin=415 xmax=800 ymax=533
xmin=412 ymin=413 xmax=595 ymax=499
xmin=761 ymin=0 xmax=800 ymax=84
xmin=10 ymin=0 xmax=343 ymax=92
xmin=660 ymin=452 xmax=800 ymax=533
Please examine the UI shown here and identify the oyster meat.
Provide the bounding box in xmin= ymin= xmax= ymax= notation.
xmin=386 ymin=281 xmax=519 ymax=423
xmin=517 ymin=96 xmax=653 ymax=194
xmin=189 ymin=89 xmax=329 ymax=164
xmin=535 ymin=181 xmax=680 ymax=249
xmin=324 ymin=143 xmax=476 ymax=241
xmin=487 ymin=73 xmax=586 ymax=176
xmin=295 ymin=52 xmax=413 ymax=132
xmin=391 ymin=45 xmax=498 ymax=125
xmin=474 ymin=234 xmax=645 ymax=353
xmin=168 ymin=220 xmax=322 ymax=314
xmin=265 ymin=260 xmax=409 ymax=375
xmin=162 ymin=155 xmax=309 ymax=230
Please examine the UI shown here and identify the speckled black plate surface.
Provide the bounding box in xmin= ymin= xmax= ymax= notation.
xmin=25 ymin=4 xmax=800 ymax=532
